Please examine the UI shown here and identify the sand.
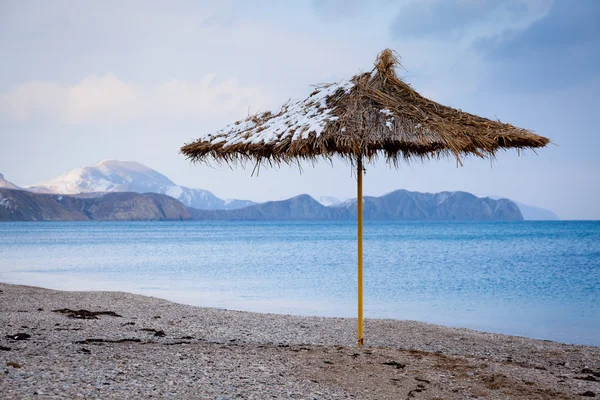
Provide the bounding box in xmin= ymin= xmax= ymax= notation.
xmin=1 ymin=282 xmax=599 ymax=399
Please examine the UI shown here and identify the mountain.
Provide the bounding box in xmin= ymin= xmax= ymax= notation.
xmin=515 ymin=202 xmax=559 ymax=220
xmin=189 ymin=194 xmax=348 ymax=220
xmin=2 ymin=187 xmax=524 ymax=222
xmin=190 ymin=190 xmax=523 ymax=221
xmin=316 ymin=196 xmax=348 ymax=207
xmin=355 ymin=190 xmax=523 ymax=221
xmin=26 ymin=160 xmax=255 ymax=210
xmin=0 ymin=188 xmax=190 ymax=221
xmin=322 ymin=192 xmax=558 ymax=221
xmin=482 ymin=194 xmax=559 ymax=220
xmin=22 ymin=160 xmax=553 ymax=219
xmin=0 ymin=173 xmax=20 ymax=190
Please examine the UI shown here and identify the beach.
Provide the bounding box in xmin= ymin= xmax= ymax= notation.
xmin=1 ymin=283 xmax=599 ymax=399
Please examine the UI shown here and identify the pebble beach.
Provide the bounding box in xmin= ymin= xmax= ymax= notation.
xmin=1 ymin=282 xmax=599 ymax=399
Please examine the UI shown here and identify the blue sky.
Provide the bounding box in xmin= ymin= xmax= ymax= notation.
xmin=1 ymin=0 xmax=599 ymax=219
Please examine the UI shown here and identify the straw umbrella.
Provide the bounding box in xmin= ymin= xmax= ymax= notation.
xmin=181 ymin=49 xmax=549 ymax=347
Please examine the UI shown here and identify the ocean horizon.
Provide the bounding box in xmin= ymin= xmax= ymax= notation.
xmin=1 ymin=220 xmax=598 ymax=346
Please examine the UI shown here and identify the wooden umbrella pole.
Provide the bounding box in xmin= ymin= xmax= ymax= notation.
xmin=357 ymin=157 xmax=364 ymax=347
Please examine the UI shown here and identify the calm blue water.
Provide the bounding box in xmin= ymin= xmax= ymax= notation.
xmin=1 ymin=221 xmax=599 ymax=346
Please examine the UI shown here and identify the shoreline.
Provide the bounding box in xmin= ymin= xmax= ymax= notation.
xmin=1 ymin=282 xmax=599 ymax=399
xmin=4 ymin=276 xmax=596 ymax=348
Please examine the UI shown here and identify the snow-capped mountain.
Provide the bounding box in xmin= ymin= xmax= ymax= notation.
xmin=0 ymin=173 xmax=20 ymax=190
xmin=26 ymin=160 xmax=255 ymax=210
xmin=316 ymin=196 xmax=348 ymax=207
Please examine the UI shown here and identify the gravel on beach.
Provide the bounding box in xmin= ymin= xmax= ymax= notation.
xmin=1 ymin=282 xmax=599 ymax=399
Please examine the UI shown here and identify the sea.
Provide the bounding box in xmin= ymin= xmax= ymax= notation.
xmin=1 ymin=220 xmax=598 ymax=346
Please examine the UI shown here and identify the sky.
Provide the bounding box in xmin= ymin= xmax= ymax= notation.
xmin=1 ymin=0 xmax=599 ymax=219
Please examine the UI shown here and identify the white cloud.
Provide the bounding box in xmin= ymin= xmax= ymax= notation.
xmin=64 ymin=74 xmax=139 ymax=122
xmin=0 ymin=73 xmax=269 ymax=123
xmin=151 ymin=75 xmax=268 ymax=120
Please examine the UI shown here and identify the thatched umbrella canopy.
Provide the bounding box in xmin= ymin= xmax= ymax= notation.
xmin=182 ymin=49 xmax=548 ymax=166
xmin=181 ymin=49 xmax=549 ymax=346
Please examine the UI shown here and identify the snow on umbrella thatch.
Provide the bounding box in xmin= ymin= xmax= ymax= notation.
xmin=181 ymin=49 xmax=550 ymax=166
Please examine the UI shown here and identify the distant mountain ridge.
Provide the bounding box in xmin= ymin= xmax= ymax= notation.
xmin=1 ymin=160 xmax=557 ymax=220
xmin=25 ymin=160 xmax=255 ymax=211
xmin=190 ymin=190 xmax=523 ymax=221
xmin=483 ymin=195 xmax=560 ymax=221
xmin=2 ymin=187 xmax=523 ymax=222
xmin=0 ymin=188 xmax=191 ymax=221
xmin=515 ymin=202 xmax=559 ymax=221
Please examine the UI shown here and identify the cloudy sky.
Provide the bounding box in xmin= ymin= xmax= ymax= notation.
xmin=1 ymin=0 xmax=598 ymax=219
